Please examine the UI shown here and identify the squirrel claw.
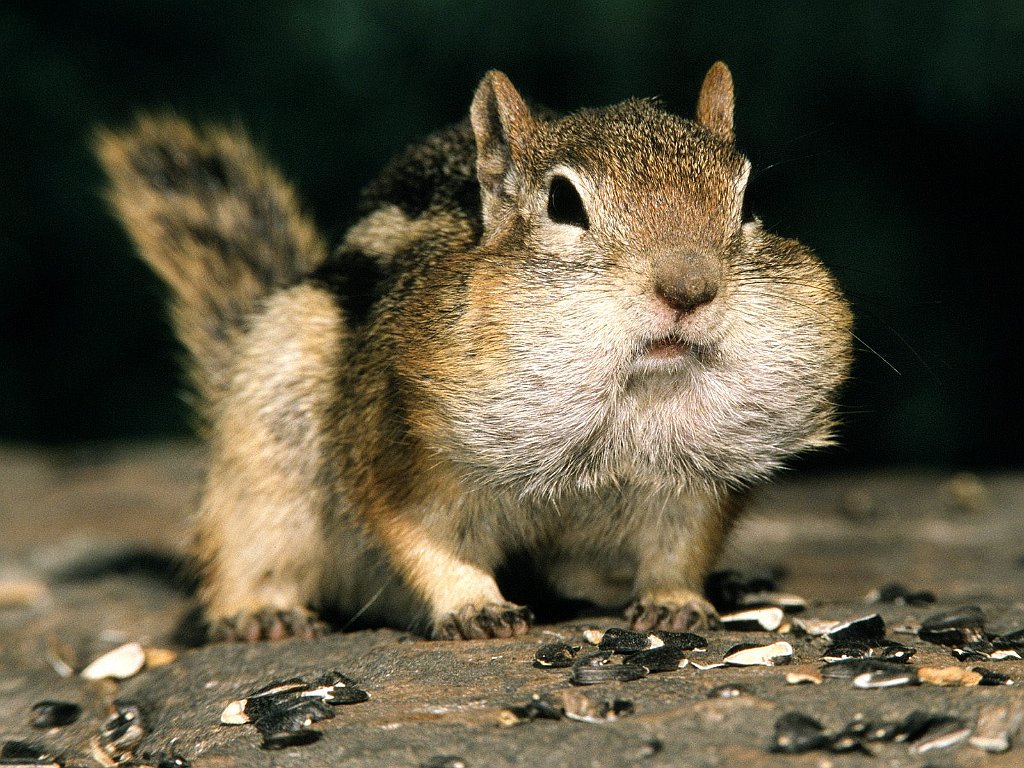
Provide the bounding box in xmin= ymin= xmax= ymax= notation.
xmin=433 ymin=603 xmax=534 ymax=640
xmin=208 ymin=607 xmax=328 ymax=643
xmin=625 ymin=597 xmax=719 ymax=632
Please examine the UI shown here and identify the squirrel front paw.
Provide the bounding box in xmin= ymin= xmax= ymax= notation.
xmin=625 ymin=594 xmax=719 ymax=632
xmin=207 ymin=607 xmax=328 ymax=643
xmin=432 ymin=602 xmax=534 ymax=640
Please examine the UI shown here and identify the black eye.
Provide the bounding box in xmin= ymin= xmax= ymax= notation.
xmin=547 ymin=175 xmax=589 ymax=229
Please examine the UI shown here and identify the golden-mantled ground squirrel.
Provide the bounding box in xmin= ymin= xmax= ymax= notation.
xmin=97 ymin=63 xmax=852 ymax=641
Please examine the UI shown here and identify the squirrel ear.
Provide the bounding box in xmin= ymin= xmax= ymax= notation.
xmin=695 ymin=61 xmax=735 ymax=141
xmin=470 ymin=71 xmax=534 ymax=214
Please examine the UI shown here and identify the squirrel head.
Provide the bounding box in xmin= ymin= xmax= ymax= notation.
xmin=470 ymin=63 xmax=751 ymax=319
xmin=403 ymin=64 xmax=851 ymax=495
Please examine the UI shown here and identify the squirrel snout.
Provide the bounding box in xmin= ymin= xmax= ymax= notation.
xmin=653 ymin=249 xmax=722 ymax=316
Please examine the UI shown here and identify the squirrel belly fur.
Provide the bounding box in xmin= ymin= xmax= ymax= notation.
xmin=96 ymin=63 xmax=852 ymax=641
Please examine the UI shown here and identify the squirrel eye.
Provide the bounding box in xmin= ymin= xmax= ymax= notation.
xmin=547 ymin=175 xmax=590 ymax=230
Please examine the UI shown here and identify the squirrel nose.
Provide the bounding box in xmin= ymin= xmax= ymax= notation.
xmin=653 ymin=249 xmax=721 ymax=315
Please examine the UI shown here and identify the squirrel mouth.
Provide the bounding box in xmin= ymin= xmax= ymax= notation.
xmin=642 ymin=336 xmax=691 ymax=360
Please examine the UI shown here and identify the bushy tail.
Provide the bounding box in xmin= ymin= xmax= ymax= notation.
xmin=95 ymin=115 xmax=328 ymax=423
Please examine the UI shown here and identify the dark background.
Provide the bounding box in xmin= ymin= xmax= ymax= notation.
xmin=2 ymin=1 xmax=1021 ymax=469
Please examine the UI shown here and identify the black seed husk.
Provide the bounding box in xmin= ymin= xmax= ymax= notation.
xmin=325 ymin=686 xmax=370 ymax=704
xmin=598 ymin=627 xmax=653 ymax=653
xmin=309 ymin=670 xmax=357 ymax=689
xmin=820 ymin=658 xmax=914 ymax=679
xmin=626 ymin=646 xmax=687 ymax=673
xmin=910 ymin=717 xmax=971 ymax=753
xmin=570 ymin=663 xmax=648 ymax=685
xmin=852 ymin=666 xmax=919 ymax=688
xmin=972 ymin=666 xmax=1014 ymax=685
xmin=1 ymin=740 xmax=54 ymax=760
xmin=29 ymin=701 xmax=81 ymax=729
xmin=260 ymin=728 xmax=321 ymax=750
xmin=876 ymin=641 xmax=916 ymax=662
xmin=652 ymin=630 xmax=708 ymax=650
xmin=918 ymin=605 xmax=986 ymax=646
xmin=770 ymin=712 xmax=830 ymax=754
xmin=822 ymin=642 xmax=869 ymax=662
xmin=253 ymin=697 xmax=336 ymax=738
xmin=892 ymin=710 xmax=941 ymax=743
xmin=533 ymin=642 xmax=579 ymax=668
xmin=705 ymin=569 xmax=780 ymax=611
xmin=100 ymin=701 xmax=146 ymax=753
xmin=826 ymin=614 xmax=886 ymax=643
xmin=869 ymin=583 xmax=935 ymax=606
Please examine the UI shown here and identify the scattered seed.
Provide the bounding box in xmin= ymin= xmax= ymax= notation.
xmin=891 ymin=710 xmax=941 ymax=743
xmin=558 ymin=689 xmax=634 ymax=724
xmin=504 ymin=693 xmax=564 ymax=723
xmin=909 ymin=717 xmax=971 ymax=753
xmin=821 ymin=642 xmax=868 ymax=662
xmin=825 ymin=614 xmax=886 ymax=643
xmin=994 ymin=627 xmax=1024 ymax=650
xmin=876 ymin=641 xmax=916 ymax=663
xmin=260 ymin=729 xmax=321 ymax=750
xmin=142 ymin=647 xmax=177 ymax=669
xmin=852 ymin=666 xmax=919 ymax=689
xmin=705 ymin=569 xmax=781 ymax=612
xmin=723 ymin=641 xmax=792 ymax=667
xmin=828 ymin=727 xmax=872 ymax=755
xmin=625 ymin=646 xmax=688 ymax=673
xmin=770 ymin=712 xmax=830 ymax=754
xmin=44 ymin=635 xmax=76 ymax=679
xmin=918 ymin=666 xmax=982 ymax=686
xmin=689 ymin=660 xmax=727 ymax=670
xmin=737 ymin=591 xmax=808 ymax=612
xmin=533 ymin=642 xmax=580 ymax=668
xmin=652 ymin=630 xmax=708 ymax=651
xmin=951 ymin=641 xmax=1020 ymax=662
xmin=1 ymin=740 xmax=57 ymax=761
xmin=98 ymin=700 xmax=146 ymax=763
xmin=421 ymin=756 xmax=467 ymax=768
xmin=29 ymin=700 xmax=81 ymax=729
xmin=146 ymin=752 xmax=191 ymax=768
xmin=785 ymin=666 xmax=823 ymax=685
xmin=598 ymin=627 xmax=660 ymax=653
xmin=720 ymin=607 xmax=785 ymax=632
xmin=969 ymin=702 xmax=1024 ymax=753
xmin=706 ymin=683 xmax=751 ymax=698
xmin=221 ymin=671 xmax=368 ymax=745
xmin=918 ymin=605 xmax=986 ymax=646
xmin=582 ymin=628 xmax=605 ymax=645
xmin=81 ymin=642 xmax=146 ymax=680
xmin=972 ymin=666 xmax=1014 ymax=685
xmin=791 ymin=617 xmax=841 ymax=637
xmin=820 ymin=658 xmax=913 ymax=680
xmin=570 ymin=662 xmax=647 ymax=685
xmin=865 ymin=583 xmax=936 ymax=606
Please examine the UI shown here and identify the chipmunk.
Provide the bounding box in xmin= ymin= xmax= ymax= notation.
xmin=96 ymin=62 xmax=852 ymax=641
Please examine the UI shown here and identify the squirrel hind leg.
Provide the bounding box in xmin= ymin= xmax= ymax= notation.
xmin=195 ymin=283 xmax=346 ymax=642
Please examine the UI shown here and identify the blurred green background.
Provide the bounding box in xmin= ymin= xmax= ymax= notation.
xmin=2 ymin=1 xmax=1021 ymax=469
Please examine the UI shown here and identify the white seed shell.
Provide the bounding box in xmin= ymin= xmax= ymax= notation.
xmin=723 ymin=641 xmax=793 ymax=666
xmin=720 ymin=607 xmax=786 ymax=631
xmin=219 ymin=699 xmax=250 ymax=725
xmin=80 ymin=642 xmax=146 ymax=680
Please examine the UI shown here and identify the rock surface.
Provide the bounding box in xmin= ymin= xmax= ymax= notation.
xmin=1 ymin=443 xmax=1023 ymax=766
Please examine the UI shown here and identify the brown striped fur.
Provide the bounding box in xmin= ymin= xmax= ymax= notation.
xmin=97 ymin=63 xmax=852 ymax=640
